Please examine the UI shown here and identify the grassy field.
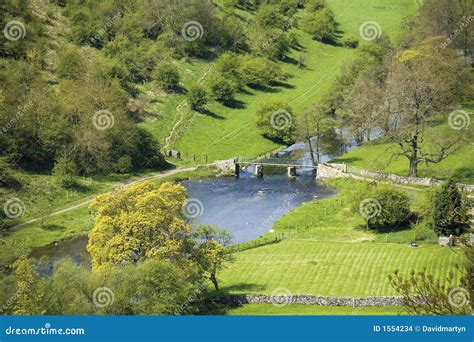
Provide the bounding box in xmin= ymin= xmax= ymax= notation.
xmin=218 ymin=239 xmax=462 ymax=297
xmin=272 ymin=178 xmax=437 ymax=244
xmin=0 ymin=167 xmax=218 ymax=268
xmin=332 ymin=114 xmax=474 ymax=184
xmin=139 ymin=0 xmax=417 ymax=162
xmin=227 ymin=304 xmax=408 ymax=316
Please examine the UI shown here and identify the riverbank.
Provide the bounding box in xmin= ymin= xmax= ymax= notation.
xmin=215 ymin=178 xmax=463 ymax=314
xmin=0 ymin=166 xmax=219 ymax=269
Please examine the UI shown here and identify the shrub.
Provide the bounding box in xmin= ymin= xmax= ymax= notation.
xmin=256 ymin=101 xmax=295 ymax=144
xmin=238 ymin=56 xmax=282 ymax=87
xmin=342 ymin=36 xmax=359 ymax=48
xmin=114 ymin=155 xmax=133 ymax=174
xmin=208 ymin=75 xmax=237 ymax=103
xmin=52 ymin=155 xmax=78 ymax=189
xmin=301 ymin=7 xmax=337 ymax=42
xmin=153 ymin=63 xmax=180 ymax=92
xmin=187 ymin=85 xmax=208 ymax=111
xmin=430 ymin=178 xmax=470 ymax=236
xmin=354 ymin=187 xmax=411 ymax=231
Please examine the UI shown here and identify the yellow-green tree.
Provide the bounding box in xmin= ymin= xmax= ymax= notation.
xmin=87 ymin=182 xmax=194 ymax=271
xmin=12 ymin=257 xmax=45 ymax=315
xmin=193 ymin=225 xmax=233 ymax=291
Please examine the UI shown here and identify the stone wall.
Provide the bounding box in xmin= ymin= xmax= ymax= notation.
xmin=359 ymin=169 xmax=474 ymax=191
xmin=316 ymin=163 xmax=350 ymax=180
xmin=215 ymin=159 xmax=236 ymax=172
xmin=228 ymin=294 xmax=403 ymax=307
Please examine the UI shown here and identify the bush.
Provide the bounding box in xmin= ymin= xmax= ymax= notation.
xmin=114 ymin=155 xmax=133 ymax=174
xmin=354 ymin=187 xmax=411 ymax=231
xmin=238 ymin=56 xmax=282 ymax=87
xmin=342 ymin=36 xmax=359 ymax=48
xmin=208 ymin=75 xmax=237 ymax=103
xmin=301 ymin=7 xmax=337 ymax=42
xmin=430 ymin=178 xmax=470 ymax=236
xmin=52 ymin=155 xmax=78 ymax=189
xmin=187 ymin=85 xmax=208 ymax=111
xmin=153 ymin=63 xmax=180 ymax=92
xmin=256 ymin=101 xmax=295 ymax=144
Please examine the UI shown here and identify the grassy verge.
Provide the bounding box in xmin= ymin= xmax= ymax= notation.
xmin=226 ymin=304 xmax=408 ymax=316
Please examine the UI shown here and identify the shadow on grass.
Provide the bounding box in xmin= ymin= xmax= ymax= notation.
xmin=200 ymin=109 xmax=225 ymax=120
xmin=223 ymin=99 xmax=246 ymax=109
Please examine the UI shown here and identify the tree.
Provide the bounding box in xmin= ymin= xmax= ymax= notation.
xmin=354 ymin=186 xmax=411 ymax=231
xmin=294 ymin=103 xmax=335 ymax=164
xmin=208 ymin=75 xmax=237 ymax=104
xmin=342 ymin=66 xmax=386 ymax=145
xmin=431 ymin=178 xmax=470 ymax=236
xmin=238 ymin=56 xmax=282 ymax=88
xmin=153 ymin=63 xmax=180 ymax=92
xmin=193 ymin=225 xmax=233 ymax=291
xmin=386 ymin=43 xmax=465 ymax=177
xmin=187 ymin=85 xmax=208 ymax=112
xmin=57 ymin=47 xmax=89 ymax=80
xmin=256 ymin=101 xmax=295 ymax=144
xmin=12 ymin=257 xmax=45 ymax=315
xmin=87 ymin=182 xmax=194 ymax=271
xmin=389 ymin=269 xmax=471 ymax=315
xmin=301 ymin=7 xmax=337 ymax=42
xmin=52 ymin=154 xmax=77 ymax=188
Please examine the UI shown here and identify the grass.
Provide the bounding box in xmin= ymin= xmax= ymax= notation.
xmin=0 ymin=169 xmax=163 ymax=225
xmin=218 ymin=239 xmax=462 ymax=297
xmin=139 ymin=0 xmax=416 ymax=162
xmin=332 ymin=114 xmax=474 ymax=184
xmin=226 ymin=304 xmax=408 ymax=316
xmin=0 ymin=166 xmax=218 ymax=268
xmin=271 ymin=178 xmax=436 ymax=244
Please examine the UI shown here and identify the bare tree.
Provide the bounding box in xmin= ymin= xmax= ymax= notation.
xmin=385 ymin=43 xmax=465 ymax=177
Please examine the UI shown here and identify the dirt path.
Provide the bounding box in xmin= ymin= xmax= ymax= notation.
xmin=163 ymin=61 xmax=215 ymax=150
xmin=11 ymin=166 xmax=199 ymax=230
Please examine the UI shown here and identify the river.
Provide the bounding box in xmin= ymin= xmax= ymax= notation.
xmin=30 ymin=136 xmax=350 ymax=267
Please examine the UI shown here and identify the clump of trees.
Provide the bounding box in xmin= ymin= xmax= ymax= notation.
xmin=300 ymin=0 xmax=337 ymax=42
xmin=0 ymin=182 xmax=235 ymax=315
xmin=153 ymin=63 xmax=181 ymax=92
xmin=256 ymin=101 xmax=295 ymax=144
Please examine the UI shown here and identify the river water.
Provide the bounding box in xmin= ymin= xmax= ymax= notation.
xmin=30 ymin=136 xmax=349 ymax=266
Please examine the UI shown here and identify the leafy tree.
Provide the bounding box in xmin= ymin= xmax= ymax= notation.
xmin=386 ymin=44 xmax=465 ymax=177
xmin=238 ymin=56 xmax=282 ymax=87
xmin=52 ymin=154 xmax=77 ymax=188
xmin=256 ymin=101 xmax=295 ymax=144
xmin=11 ymin=257 xmax=45 ymax=315
xmin=57 ymin=47 xmax=89 ymax=80
xmin=431 ymin=178 xmax=470 ymax=236
xmin=193 ymin=225 xmax=233 ymax=291
xmin=153 ymin=63 xmax=181 ymax=92
xmin=301 ymin=7 xmax=336 ymax=42
xmin=208 ymin=75 xmax=237 ymax=104
xmin=354 ymin=186 xmax=411 ymax=231
xmin=390 ymin=269 xmax=471 ymax=315
xmin=87 ymin=182 xmax=194 ymax=271
xmin=187 ymin=85 xmax=209 ymax=112
xmin=294 ymin=103 xmax=335 ymax=164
